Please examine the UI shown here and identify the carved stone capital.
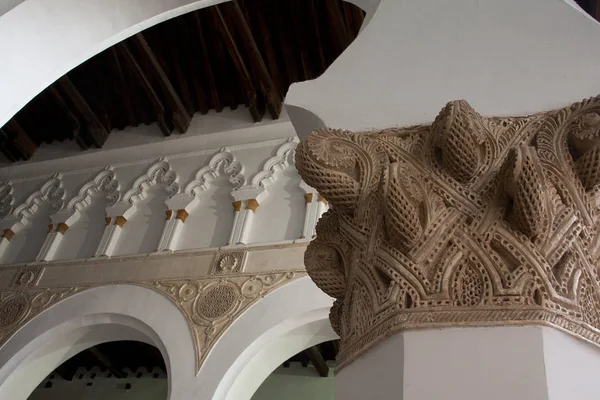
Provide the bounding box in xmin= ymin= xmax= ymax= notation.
xmin=296 ymin=96 xmax=600 ymax=371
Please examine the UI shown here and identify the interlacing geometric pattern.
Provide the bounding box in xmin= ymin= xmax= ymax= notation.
xmin=296 ymin=96 xmax=600 ymax=371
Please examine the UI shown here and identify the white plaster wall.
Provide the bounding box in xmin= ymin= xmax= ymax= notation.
xmin=54 ymin=194 xmax=110 ymax=261
xmin=114 ymin=186 xmax=170 ymax=256
xmin=287 ymin=0 xmax=600 ymax=136
xmin=249 ymin=167 xmax=305 ymax=244
xmin=336 ymin=326 xmax=600 ymax=400
xmin=542 ymin=328 xmax=600 ymax=400
xmin=176 ymin=177 xmax=235 ymax=250
xmin=1 ymin=202 xmax=52 ymax=264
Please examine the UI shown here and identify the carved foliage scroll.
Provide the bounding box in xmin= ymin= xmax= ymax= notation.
xmin=296 ymin=95 xmax=600 ymax=371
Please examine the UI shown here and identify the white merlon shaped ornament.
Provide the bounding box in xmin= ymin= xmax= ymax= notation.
xmin=0 ymin=174 xmax=65 ymax=259
xmin=251 ymin=137 xmax=299 ymax=189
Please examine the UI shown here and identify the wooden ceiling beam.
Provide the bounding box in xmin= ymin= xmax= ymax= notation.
xmin=305 ymin=345 xmax=329 ymax=377
xmin=225 ymin=1 xmax=282 ymax=119
xmin=87 ymin=347 xmax=126 ymax=379
xmin=0 ymin=120 xmax=37 ymax=161
xmin=254 ymin=11 xmax=285 ymax=98
xmin=325 ymin=0 xmax=351 ymax=54
xmin=118 ymin=42 xmax=172 ymax=136
xmin=192 ymin=12 xmax=223 ymax=113
xmin=308 ymin=0 xmax=328 ymax=73
xmin=47 ymin=84 xmax=83 ymax=141
xmin=594 ymin=0 xmax=600 ymax=21
xmin=179 ymin=17 xmax=210 ymax=115
xmin=131 ymin=33 xmax=191 ymax=134
xmin=53 ymin=76 xmax=110 ymax=149
xmin=287 ymin=0 xmax=314 ymax=81
xmin=165 ymin=22 xmax=196 ymax=117
xmin=344 ymin=1 xmax=365 ymax=36
xmin=212 ymin=5 xmax=262 ymax=122
xmin=273 ymin=4 xmax=299 ymax=86
xmin=108 ymin=48 xmax=137 ymax=127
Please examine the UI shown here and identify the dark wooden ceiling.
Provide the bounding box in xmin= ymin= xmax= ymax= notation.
xmin=0 ymin=0 xmax=364 ymax=162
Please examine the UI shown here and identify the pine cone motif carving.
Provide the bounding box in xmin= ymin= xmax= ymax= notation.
xmin=296 ymin=95 xmax=600 ymax=371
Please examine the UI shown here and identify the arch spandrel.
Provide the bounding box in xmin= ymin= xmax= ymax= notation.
xmin=0 ymin=267 xmax=306 ymax=375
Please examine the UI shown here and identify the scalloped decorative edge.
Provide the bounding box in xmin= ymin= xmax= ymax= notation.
xmin=123 ymin=158 xmax=179 ymax=204
xmin=185 ymin=148 xmax=246 ymax=194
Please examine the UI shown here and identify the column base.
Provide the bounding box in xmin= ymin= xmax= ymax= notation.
xmin=336 ymin=326 xmax=600 ymax=400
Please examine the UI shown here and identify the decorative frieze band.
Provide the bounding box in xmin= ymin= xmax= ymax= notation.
xmin=296 ymin=95 xmax=600 ymax=371
xmin=0 ymin=269 xmax=305 ymax=372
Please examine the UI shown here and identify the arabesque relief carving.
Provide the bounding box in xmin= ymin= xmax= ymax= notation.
xmin=0 ymin=270 xmax=304 ymax=371
xmin=296 ymin=96 xmax=600 ymax=370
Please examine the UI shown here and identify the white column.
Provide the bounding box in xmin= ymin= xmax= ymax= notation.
xmin=228 ymin=200 xmax=244 ymax=246
xmin=157 ymin=210 xmax=176 ymax=252
xmin=94 ymin=217 xmax=114 ymax=257
xmin=158 ymin=209 xmax=188 ymax=252
xmin=0 ymin=229 xmax=14 ymax=257
xmin=312 ymin=195 xmax=328 ymax=238
xmin=301 ymin=193 xmax=316 ymax=239
xmin=94 ymin=216 xmax=126 ymax=257
xmin=237 ymin=199 xmax=258 ymax=245
xmin=36 ymin=223 xmax=69 ymax=261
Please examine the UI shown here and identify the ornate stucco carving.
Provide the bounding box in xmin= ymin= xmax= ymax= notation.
xmin=13 ymin=174 xmax=65 ymax=221
xmin=66 ymin=167 xmax=120 ymax=210
xmin=185 ymin=147 xmax=245 ymax=194
xmin=251 ymin=137 xmax=299 ymax=189
xmin=296 ymin=96 xmax=600 ymax=371
xmin=10 ymin=266 xmax=44 ymax=288
xmin=123 ymin=158 xmax=179 ymax=204
xmin=212 ymin=250 xmax=247 ymax=274
xmin=0 ymin=270 xmax=304 ymax=372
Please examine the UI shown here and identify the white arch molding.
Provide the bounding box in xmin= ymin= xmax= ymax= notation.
xmin=0 ymin=276 xmax=335 ymax=400
xmin=0 ymin=285 xmax=196 ymax=400
xmin=0 ymin=0 xmax=375 ymax=129
xmin=195 ymin=276 xmax=336 ymax=400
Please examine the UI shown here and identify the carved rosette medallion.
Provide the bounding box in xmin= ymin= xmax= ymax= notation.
xmin=296 ymin=96 xmax=600 ymax=370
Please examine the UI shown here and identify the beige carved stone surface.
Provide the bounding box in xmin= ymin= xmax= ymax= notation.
xmin=0 ymin=271 xmax=304 ymax=372
xmin=296 ymin=96 xmax=600 ymax=371
xmin=10 ymin=266 xmax=44 ymax=288
xmin=212 ymin=250 xmax=247 ymax=274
